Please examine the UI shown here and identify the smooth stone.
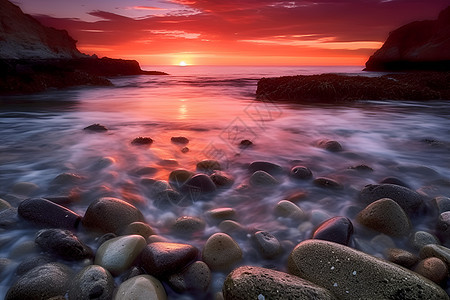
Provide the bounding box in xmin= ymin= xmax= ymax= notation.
xmin=309 ymin=209 xmax=332 ymax=226
xmin=206 ymin=208 xmax=237 ymax=223
xmin=239 ymin=139 xmax=253 ymax=148
xmin=288 ymin=239 xmax=449 ymax=300
xmin=386 ymin=248 xmax=419 ymax=268
xmin=437 ymin=211 xmax=450 ymax=242
xmin=121 ymin=266 xmax=146 ymax=282
xmin=84 ymin=123 xmax=108 ymax=132
xmin=0 ymin=257 xmax=12 ymax=276
xmin=153 ymin=189 xmax=183 ymax=209
xmin=121 ymin=222 xmax=155 ymax=239
xmin=114 ymin=275 xmax=167 ymax=300
xmin=168 ymin=261 xmax=211 ymax=293
xmin=6 ymin=263 xmax=72 ymax=300
xmin=180 ymin=174 xmax=217 ymax=197
xmin=223 ymin=266 xmax=337 ymax=300
xmin=82 ymin=197 xmax=145 ymax=234
xmin=35 ymin=228 xmax=93 ymax=261
xmin=51 ymin=172 xmax=84 ymax=186
xmin=8 ymin=241 xmax=39 ymax=259
xmin=68 ymin=265 xmax=114 ymax=300
xmin=312 ymin=216 xmax=353 ymax=246
xmin=379 ymin=177 xmax=411 ymax=188
xmin=370 ymin=234 xmax=396 ymax=253
xmin=196 ymin=159 xmax=221 ymax=172
xmin=0 ymin=208 xmax=19 ymax=229
xmin=286 ymin=190 xmax=308 ymax=203
xmin=96 ymin=233 xmax=117 ymax=247
xmin=147 ymin=235 xmax=171 ymax=244
xmin=0 ymin=198 xmax=12 ymax=211
xmin=210 ymin=171 xmax=235 ymax=188
xmin=313 ymin=177 xmax=343 ymax=189
xmin=140 ymin=242 xmax=199 ymax=277
xmin=274 ymin=200 xmax=307 ymax=220
xmin=202 ymin=233 xmax=242 ymax=271
xmin=348 ymin=164 xmax=373 ymax=172
xmin=249 ymin=170 xmax=279 ymax=187
xmin=248 ymin=161 xmax=283 ymax=175
xmin=414 ymin=257 xmax=448 ymax=284
xmin=18 ymin=198 xmax=81 ymax=230
xmin=11 ymin=182 xmax=39 ymax=196
xmin=357 ymin=198 xmax=411 ymax=237
xmin=95 ymin=235 xmax=146 ymax=276
xmin=434 ymin=196 xmax=450 ymax=213
xmin=290 ymin=166 xmax=313 ymax=180
xmin=92 ymin=156 xmax=116 ymax=170
xmin=168 ymin=169 xmax=193 ymax=189
xmin=420 ymin=244 xmax=450 ymax=268
xmin=181 ymin=146 xmax=189 ymax=153
xmin=316 ymin=139 xmax=343 ymax=152
xmin=171 ymin=216 xmax=206 ymax=237
xmin=218 ymin=220 xmax=248 ymax=238
xmin=358 ymin=183 xmax=423 ymax=214
xmin=171 ymin=136 xmax=189 ymax=145
xmin=410 ymin=231 xmax=440 ymax=250
xmin=131 ymin=137 xmax=153 ymax=145
xmin=253 ymin=231 xmax=281 ymax=259
xmin=142 ymin=179 xmax=170 ymax=196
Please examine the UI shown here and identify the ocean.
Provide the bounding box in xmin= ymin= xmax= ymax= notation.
xmin=1 ymin=65 xmax=449 ymax=298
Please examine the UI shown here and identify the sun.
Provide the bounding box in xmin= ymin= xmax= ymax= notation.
xmin=179 ymin=61 xmax=188 ymax=66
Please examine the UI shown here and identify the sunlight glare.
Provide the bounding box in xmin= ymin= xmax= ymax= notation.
xmin=179 ymin=61 xmax=188 ymax=66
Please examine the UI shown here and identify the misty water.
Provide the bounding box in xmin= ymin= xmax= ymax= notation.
xmin=1 ymin=65 xmax=450 ymax=298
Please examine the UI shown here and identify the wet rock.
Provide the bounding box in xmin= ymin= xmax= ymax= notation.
xmin=348 ymin=164 xmax=373 ymax=172
xmin=218 ymin=220 xmax=248 ymax=238
xmin=239 ymin=139 xmax=253 ymax=148
xmin=171 ymin=216 xmax=206 ymax=237
xmin=196 ymin=159 xmax=221 ymax=172
xmin=180 ymin=174 xmax=216 ymax=197
xmin=11 ymin=182 xmax=39 ymax=196
xmin=82 ymin=197 xmax=145 ymax=234
xmin=386 ymin=248 xmax=419 ymax=268
xmin=35 ymin=228 xmax=93 ymax=261
xmin=140 ymin=242 xmax=199 ymax=277
xmin=253 ymin=231 xmax=281 ymax=259
xmin=15 ymin=255 xmax=52 ymax=276
xmin=0 ymin=198 xmax=12 ymax=211
xmin=206 ymin=208 xmax=237 ymax=223
xmin=420 ymin=244 xmax=450 ymax=268
xmin=168 ymin=261 xmax=211 ymax=293
xmin=0 ymin=208 xmax=19 ymax=229
xmin=122 ymin=222 xmax=155 ymax=239
xmin=202 ymin=233 xmax=242 ymax=271
xmin=114 ymin=275 xmax=167 ymax=300
xmin=51 ymin=172 xmax=84 ymax=186
xmin=0 ymin=257 xmax=12 ymax=276
xmin=316 ymin=139 xmax=343 ymax=152
xmin=121 ymin=266 xmax=146 ymax=282
xmin=181 ymin=146 xmax=189 ymax=153
xmin=434 ymin=196 xmax=450 ymax=214
xmin=223 ymin=266 xmax=337 ymax=300
xmin=310 ymin=209 xmax=332 ymax=226
xmin=92 ymin=156 xmax=116 ymax=170
xmin=18 ymin=198 xmax=81 ymax=230
xmin=290 ymin=166 xmax=313 ymax=180
xmin=68 ymin=265 xmax=115 ymax=300
xmin=95 ymin=235 xmax=146 ymax=276
xmin=142 ymin=179 xmax=170 ymax=195
xmin=437 ymin=211 xmax=450 ymax=243
xmin=248 ymin=161 xmax=283 ymax=175
xmin=6 ymin=263 xmax=72 ymax=300
xmin=169 ymin=169 xmax=194 ymax=189
xmin=129 ymin=166 xmax=157 ymax=177
xmin=84 ymin=124 xmax=108 ymax=132
xmin=288 ymin=239 xmax=449 ymax=300
xmin=312 ymin=216 xmax=353 ymax=246
xmin=96 ymin=233 xmax=117 ymax=247
xmin=313 ymin=177 xmax=343 ymax=189
xmin=414 ymin=257 xmax=448 ymax=284
xmin=379 ymin=177 xmax=411 ymax=188
xmin=357 ymin=198 xmax=411 ymax=237
xmin=171 ymin=136 xmax=189 ymax=145
xmin=249 ymin=170 xmax=279 ymax=187
xmin=210 ymin=171 xmax=234 ymax=188
xmin=358 ymin=183 xmax=423 ymax=215
xmin=153 ymin=189 xmax=183 ymax=209
xmin=131 ymin=137 xmax=153 ymax=145
xmin=410 ymin=231 xmax=440 ymax=250
xmin=274 ymin=200 xmax=307 ymax=220
xmin=286 ymin=190 xmax=308 ymax=202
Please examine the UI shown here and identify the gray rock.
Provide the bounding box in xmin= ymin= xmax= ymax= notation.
xmin=18 ymin=198 xmax=81 ymax=230
xmin=11 ymin=182 xmax=39 ymax=196
xmin=140 ymin=242 xmax=199 ymax=277
xmin=288 ymin=239 xmax=449 ymax=300
xmin=253 ymin=231 xmax=281 ymax=259
xmin=6 ymin=263 xmax=72 ymax=300
xmin=437 ymin=211 xmax=450 ymax=243
xmin=290 ymin=166 xmax=313 ymax=180
xmin=202 ymin=233 xmax=242 ymax=271
xmin=82 ymin=197 xmax=145 ymax=234
xmin=434 ymin=196 xmax=450 ymax=213
xmin=168 ymin=261 xmax=211 ymax=293
xmin=249 ymin=170 xmax=279 ymax=187
xmin=223 ymin=266 xmax=337 ymax=300
xmin=312 ymin=216 xmax=353 ymax=246
xmin=35 ymin=228 xmax=93 ymax=261
xmin=0 ymin=208 xmax=19 ymax=229
xmin=357 ymin=198 xmax=411 ymax=237
xmin=68 ymin=265 xmax=114 ymax=300
xmin=248 ymin=161 xmax=284 ymax=175
xmin=114 ymin=275 xmax=167 ymax=300
xmin=274 ymin=200 xmax=307 ymax=221
xmin=410 ymin=231 xmax=440 ymax=250
xmin=15 ymin=255 xmax=53 ymax=276
xmin=206 ymin=208 xmax=237 ymax=223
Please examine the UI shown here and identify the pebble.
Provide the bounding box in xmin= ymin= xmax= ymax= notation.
xmin=290 ymin=166 xmax=313 ymax=180
xmin=171 ymin=216 xmax=206 ymax=237
xmin=223 ymin=266 xmax=337 ymax=300
xmin=206 ymin=208 xmax=237 ymax=223
xmin=210 ymin=171 xmax=235 ymax=188
xmin=288 ymin=239 xmax=449 ymax=300
xmin=153 ymin=189 xmax=183 ymax=209
xmin=309 ymin=209 xmax=331 ymax=226
xmin=249 ymin=170 xmax=279 ymax=187
xmin=82 ymin=197 xmax=145 ymax=234
xmin=157 ymin=159 xmax=179 ymax=167
xmin=312 ymin=216 xmax=353 ymax=246
xmin=218 ymin=220 xmax=248 ymax=238
xmin=6 ymin=263 xmax=72 ymax=300
xmin=239 ymin=139 xmax=253 ymax=148
xmin=121 ymin=222 xmax=155 ymax=239
xmin=11 ymin=182 xmax=39 ymax=196
xmin=348 ymin=164 xmax=373 ymax=172
xmin=420 ymin=244 xmax=450 ymax=268
xmin=0 ymin=257 xmax=11 ymax=275
xmin=18 ymin=198 xmax=81 ymax=230
xmin=51 ymin=172 xmax=84 ymax=186
xmin=437 ymin=211 xmax=450 ymax=243
xmin=316 ymin=139 xmax=343 ymax=152
xmin=274 ymin=200 xmax=307 ymax=220
xmin=196 ymin=159 xmax=221 ymax=172
xmin=0 ymin=208 xmax=18 ymax=229
xmin=114 ymin=275 xmax=167 ymax=300
xmin=140 ymin=242 xmax=199 ymax=277
xmin=357 ymin=198 xmax=411 ymax=237
xmin=168 ymin=169 xmax=194 ymax=189
xmin=84 ymin=123 xmax=108 ymax=132
xmin=358 ymin=183 xmax=423 ymax=214
xmin=414 ymin=257 xmax=448 ymax=284
xmin=68 ymin=265 xmax=115 ymax=300
xmin=168 ymin=261 xmax=211 ymax=293
xmin=131 ymin=137 xmax=153 ymax=145
xmin=248 ymin=161 xmax=283 ymax=175
xmin=202 ymin=233 xmax=242 ymax=271
xmin=35 ymin=228 xmax=93 ymax=261
xmin=95 ymin=235 xmax=147 ymax=276
xmin=434 ymin=196 xmax=450 ymax=214
xmin=410 ymin=231 xmax=440 ymax=250
xmin=253 ymin=231 xmax=282 ymax=259
xmin=0 ymin=198 xmax=12 ymax=211
xmin=171 ymin=136 xmax=189 ymax=145
xmin=386 ymin=248 xmax=419 ymax=268
xmin=180 ymin=174 xmax=217 ymax=198
xmin=313 ymin=177 xmax=343 ymax=189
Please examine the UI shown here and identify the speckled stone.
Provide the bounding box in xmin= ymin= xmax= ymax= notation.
xmin=114 ymin=275 xmax=167 ymax=300
xmin=253 ymin=231 xmax=281 ymax=259
xmin=274 ymin=200 xmax=307 ymax=220
xmin=206 ymin=208 xmax=237 ymax=223
xmin=168 ymin=261 xmax=211 ymax=293
xmin=218 ymin=220 xmax=248 ymax=238
xmin=288 ymin=239 xmax=448 ymax=300
xmin=223 ymin=266 xmax=337 ymax=300
xmin=386 ymin=248 xmax=419 ymax=268
xmin=202 ymin=233 xmax=242 ymax=271
xmin=68 ymin=265 xmax=114 ymax=300
xmin=434 ymin=196 xmax=450 ymax=214
xmin=414 ymin=257 xmax=448 ymax=284
xmin=95 ymin=235 xmax=147 ymax=276
xmin=171 ymin=216 xmax=206 ymax=237
xmin=410 ymin=231 xmax=440 ymax=250
xmin=437 ymin=211 xmax=450 ymax=243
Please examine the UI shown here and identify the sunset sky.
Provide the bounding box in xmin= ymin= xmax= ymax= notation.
xmin=13 ymin=0 xmax=449 ymax=66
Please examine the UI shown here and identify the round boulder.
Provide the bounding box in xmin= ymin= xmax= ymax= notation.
xmin=312 ymin=216 xmax=353 ymax=246
xmin=248 ymin=161 xmax=283 ymax=175
xmin=114 ymin=275 xmax=167 ymax=300
xmin=249 ymin=170 xmax=279 ymax=187
xmin=290 ymin=166 xmax=313 ymax=180
xmin=414 ymin=257 xmax=448 ymax=284
xmin=253 ymin=231 xmax=281 ymax=259
xmin=202 ymin=233 xmax=242 ymax=271
xmin=169 ymin=169 xmax=193 ymax=189
xmin=68 ymin=265 xmax=114 ymax=300
xmin=168 ymin=261 xmax=211 ymax=293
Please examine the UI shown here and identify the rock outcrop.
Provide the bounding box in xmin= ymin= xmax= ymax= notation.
xmin=365 ymin=6 xmax=450 ymax=71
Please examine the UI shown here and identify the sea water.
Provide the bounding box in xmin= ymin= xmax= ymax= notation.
xmin=0 ymin=65 xmax=449 ymax=298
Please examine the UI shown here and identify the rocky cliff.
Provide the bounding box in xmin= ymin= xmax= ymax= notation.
xmin=365 ymin=6 xmax=450 ymax=71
